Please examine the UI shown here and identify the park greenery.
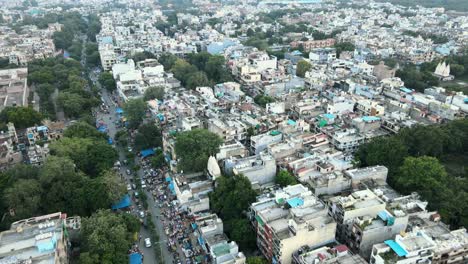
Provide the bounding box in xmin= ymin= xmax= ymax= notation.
xmin=28 ymin=57 xmax=98 ymax=119
xmin=175 ymin=129 xmax=223 ymax=173
xmin=396 ymin=50 xmax=468 ymax=93
xmin=210 ymin=174 xmax=258 ymax=251
xmin=355 ymin=119 xmax=468 ymax=228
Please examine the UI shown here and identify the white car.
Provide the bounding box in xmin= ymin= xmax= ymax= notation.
xmin=144 ymin=238 xmax=151 ymax=247
xmin=126 ymin=184 xmax=132 ymax=191
xmin=139 ymin=211 xmax=145 ymax=218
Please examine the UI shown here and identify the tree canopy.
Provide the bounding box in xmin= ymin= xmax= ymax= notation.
xmin=98 ymin=72 xmax=116 ymax=91
xmin=175 ymin=129 xmax=222 ymax=173
xmin=123 ymin=98 xmax=147 ymax=129
xmin=354 ymin=119 xmax=468 ymax=228
xmin=0 ymin=106 xmax=43 ymax=129
xmin=296 ymin=60 xmax=311 ymax=78
xmin=275 ymin=170 xmax=298 ymax=187
xmin=143 ymin=86 xmax=165 ymax=101
xmin=49 ymin=137 xmax=118 ymax=177
xmin=63 ymin=121 xmax=108 ymax=140
xmin=80 ymin=210 xmax=140 ymax=264
xmin=133 ymin=123 xmax=163 ymax=151
xmin=210 ymin=174 xmax=257 ymax=251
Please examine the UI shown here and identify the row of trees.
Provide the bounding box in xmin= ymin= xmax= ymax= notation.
xmin=158 ymin=52 xmax=233 ymax=89
xmin=354 ymin=119 xmax=468 ymax=228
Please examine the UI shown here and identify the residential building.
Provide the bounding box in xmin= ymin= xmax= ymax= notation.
xmin=250 ymin=184 xmax=337 ymax=264
xmin=0 ymin=212 xmax=80 ymax=264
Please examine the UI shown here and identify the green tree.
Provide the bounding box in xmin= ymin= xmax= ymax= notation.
xmin=123 ymin=98 xmax=147 ymax=129
xmin=334 ymin=42 xmax=355 ymax=57
xmin=254 ymin=95 xmax=275 ymax=107
xmin=80 ymin=210 xmax=137 ymax=264
xmin=354 ymin=137 xmax=408 ymax=177
xmin=395 ymin=156 xmax=448 ymax=196
xmin=205 ymin=55 xmax=233 ymax=83
xmin=0 ymin=106 xmax=43 ymax=129
xmin=186 ymin=71 xmax=211 ymax=89
xmin=98 ymin=72 xmax=116 ymax=91
xmin=151 ymin=149 xmax=166 ymax=169
xmin=450 ymin=64 xmax=465 ymax=77
xmin=158 ymin=53 xmax=178 ymax=71
xmin=39 ymin=156 xmax=88 ymax=216
xmin=4 ymin=179 xmax=42 ymax=220
xmin=175 ymin=129 xmax=223 ymax=172
xmin=226 ymin=218 xmax=256 ymax=251
xmin=275 ymin=170 xmax=297 ymax=187
xmin=63 ymin=121 xmax=107 ymax=140
xmin=49 ymin=137 xmax=118 ymax=177
xmin=143 ymin=86 xmax=165 ymax=101
xmin=134 ymin=123 xmax=162 ymax=151
xmin=210 ymin=175 xmax=257 ymax=222
xmin=131 ymin=51 xmax=156 ymax=62
xmin=246 ymin=257 xmax=269 ymax=264
xmin=56 ymin=91 xmax=89 ymax=118
xmin=296 ymin=60 xmax=311 ymax=78
xmin=115 ymin=130 xmax=129 ymax=147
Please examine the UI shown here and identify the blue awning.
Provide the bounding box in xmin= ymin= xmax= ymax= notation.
xmin=141 ymin=149 xmax=155 ymax=158
xmin=385 ymin=240 xmax=408 ymax=257
xmin=129 ymin=253 xmax=142 ymax=264
xmin=112 ymin=194 xmax=131 ymax=210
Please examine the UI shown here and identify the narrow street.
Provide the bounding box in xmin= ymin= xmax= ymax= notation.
xmin=94 ymin=80 xmax=176 ymax=264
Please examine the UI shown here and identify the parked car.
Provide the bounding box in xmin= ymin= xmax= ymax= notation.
xmin=144 ymin=238 xmax=152 ymax=247
xmin=139 ymin=211 xmax=145 ymax=218
xmin=126 ymin=184 xmax=132 ymax=191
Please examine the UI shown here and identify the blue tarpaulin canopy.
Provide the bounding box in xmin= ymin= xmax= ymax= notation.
xmin=141 ymin=149 xmax=155 ymax=158
xmin=385 ymin=240 xmax=408 ymax=257
xmin=112 ymin=194 xmax=131 ymax=210
xmin=116 ymin=108 xmax=124 ymax=114
xmin=129 ymin=253 xmax=142 ymax=264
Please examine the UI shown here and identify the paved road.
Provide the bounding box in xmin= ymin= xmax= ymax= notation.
xmin=95 ymin=85 xmax=176 ymax=264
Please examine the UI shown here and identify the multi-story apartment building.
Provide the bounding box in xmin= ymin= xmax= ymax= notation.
xmin=292 ymin=244 xmax=368 ymax=264
xmin=328 ymin=189 xmax=386 ymax=244
xmin=0 ymin=212 xmax=80 ymax=264
xmin=250 ymin=184 xmax=337 ymax=264
xmin=250 ymin=131 xmax=283 ymax=155
xmin=225 ymin=153 xmax=277 ymax=186
xmin=370 ymin=232 xmax=436 ymax=264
